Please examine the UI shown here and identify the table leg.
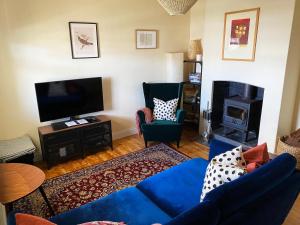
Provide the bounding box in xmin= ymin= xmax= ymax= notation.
xmin=39 ymin=187 xmax=55 ymax=216
xmin=5 ymin=202 xmax=13 ymax=213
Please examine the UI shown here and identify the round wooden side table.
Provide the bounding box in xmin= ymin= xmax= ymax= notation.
xmin=0 ymin=163 xmax=55 ymax=216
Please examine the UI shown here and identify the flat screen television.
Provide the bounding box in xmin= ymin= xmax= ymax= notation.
xmin=35 ymin=77 xmax=104 ymax=122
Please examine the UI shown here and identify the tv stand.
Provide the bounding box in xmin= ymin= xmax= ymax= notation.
xmin=39 ymin=115 xmax=112 ymax=169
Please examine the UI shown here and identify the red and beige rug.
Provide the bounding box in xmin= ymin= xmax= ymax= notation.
xmin=13 ymin=143 xmax=189 ymax=218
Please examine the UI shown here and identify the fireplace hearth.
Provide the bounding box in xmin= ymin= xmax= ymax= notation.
xmin=212 ymin=81 xmax=264 ymax=146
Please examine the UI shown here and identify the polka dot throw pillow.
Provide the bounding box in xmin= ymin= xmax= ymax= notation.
xmin=153 ymin=98 xmax=179 ymax=121
xmin=212 ymin=145 xmax=246 ymax=167
xmin=200 ymin=146 xmax=247 ymax=202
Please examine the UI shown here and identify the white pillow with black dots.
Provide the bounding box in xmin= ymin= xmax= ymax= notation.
xmin=200 ymin=146 xmax=247 ymax=202
xmin=153 ymin=98 xmax=179 ymax=121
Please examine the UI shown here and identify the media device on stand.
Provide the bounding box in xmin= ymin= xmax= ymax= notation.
xmin=35 ymin=77 xmax=104 ymax=130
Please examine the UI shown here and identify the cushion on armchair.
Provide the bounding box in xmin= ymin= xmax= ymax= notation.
xmin=153 ymin=98 xmax=178 ymax=121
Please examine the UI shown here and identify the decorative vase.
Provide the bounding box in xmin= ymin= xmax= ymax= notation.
xmin=188 ymin=39 xmax=202 ymax=60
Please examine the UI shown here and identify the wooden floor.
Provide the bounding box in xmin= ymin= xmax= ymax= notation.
xmin=36 ymin=128 xmax=299 ymax=225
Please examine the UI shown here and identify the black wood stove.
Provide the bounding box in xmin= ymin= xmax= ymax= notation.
xmin=222 ymin=84 xmax=262 ymax=142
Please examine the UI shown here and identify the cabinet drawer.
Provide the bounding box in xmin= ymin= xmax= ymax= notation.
xmin=44 ymin=131 xmax=78 ymax=144
xmin=81 ymin=122 xmax=111 ymax=138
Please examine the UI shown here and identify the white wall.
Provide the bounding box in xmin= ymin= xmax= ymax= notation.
xmin=192 ymin=0 xmax=296 ymax=151
xmin=291 ymin=0 xmax=300 ymax=131
xmin=190 ymin=0 xmax=206 ymax=40
xmin=294 ymin=74 xmax=300 ymax=130
xmin=0 ymin=0 xmax=190 ymax=159
xmin=279 ymin=0 xmax=300 ymax=135
xmin=295 ymin=84 xmax=300 ymax=130
xmin=295 ymin=90 xmax=300 ymax=130
xmin=292 ymin=71 xmax=300 ymax=130
xmin=0 ymin=0 xmax=9 ymax=128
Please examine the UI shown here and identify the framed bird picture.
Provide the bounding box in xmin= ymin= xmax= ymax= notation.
xmin=69 ymin=22 xmax=100 ymax=59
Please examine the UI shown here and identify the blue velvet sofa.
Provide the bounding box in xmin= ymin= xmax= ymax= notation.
xmin=8 ymin=139 xmax=300 ymax=225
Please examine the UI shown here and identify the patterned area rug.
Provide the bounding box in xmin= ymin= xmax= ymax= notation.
xmin=13 ymin=143 xmax=189 ymax=218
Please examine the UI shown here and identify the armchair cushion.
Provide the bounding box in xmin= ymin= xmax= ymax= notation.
xmin=176 ymin=109 xmax=185 ymax=124
xmin=150 ymin=120 xmax=177 ymax=125
xmin=141 ymin=123 xmax=183 ymax=142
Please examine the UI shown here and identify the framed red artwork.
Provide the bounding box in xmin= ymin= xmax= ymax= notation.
xmin=222 ymin=8 xmax=260 ymax=61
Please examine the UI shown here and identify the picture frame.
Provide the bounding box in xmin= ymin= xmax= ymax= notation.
xmin=222 ymin=8 xmax=260 ymax=61
xmin=136 ymin=29 xmax=158 ymax=49
xmin=69 ymin=22 xmax=100 ymax=59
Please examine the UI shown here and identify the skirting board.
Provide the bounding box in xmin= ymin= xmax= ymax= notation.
xmin=112 ymin=127 xmax=138 ymax=140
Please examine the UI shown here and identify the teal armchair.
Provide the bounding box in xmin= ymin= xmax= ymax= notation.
xmin=137 ymin=82 xmax=185 ymax=147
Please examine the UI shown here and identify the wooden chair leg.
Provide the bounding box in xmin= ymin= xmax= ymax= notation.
xmin=144 ymin=139 xmax=148 ymax=148
xmin=177 ymin=140 xmax=180 ymax=148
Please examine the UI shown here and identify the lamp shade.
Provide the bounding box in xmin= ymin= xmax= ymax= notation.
xmin=166 ymin=53 xmax=184 ymax=82
xmin=157 ymin=0 xmax=198 ymax=16
xmin=188 ymin=39 xmax=202 ymax=60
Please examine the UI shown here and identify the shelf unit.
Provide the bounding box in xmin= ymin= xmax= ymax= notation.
xmin=183 ymin=60 xmax=202 ymax=128
xmin=183 ymin=60 xmax=203 ymax=74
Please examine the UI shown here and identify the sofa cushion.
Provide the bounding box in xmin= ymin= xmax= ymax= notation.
xmin=200 ymin=160 xmax=246 ymax=202
xmin=15 ymin=213 xmax=56 ymax=225
xmin=243 ymin=143 xmax=269 ymax=172
xmin=201 ymin=146 xmax=247 ymax=201
xmin=137 ymin=158 xmax=208 ymax=217
xmin=165 ymin=200 xmax=221 ymax=225
xmin=211 ymin=145 xmax=246 ymax=167
xmin=79 ymin=222 xmax=126 ymax=225
xmin=204 ymin=153 xmax=297 ymax=218
xmin=50 ymin=187 xmax=171 ymax=225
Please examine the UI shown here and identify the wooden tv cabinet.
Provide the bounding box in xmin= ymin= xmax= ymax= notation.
xmin=38 ymin=115 xmax=112 ymax=169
